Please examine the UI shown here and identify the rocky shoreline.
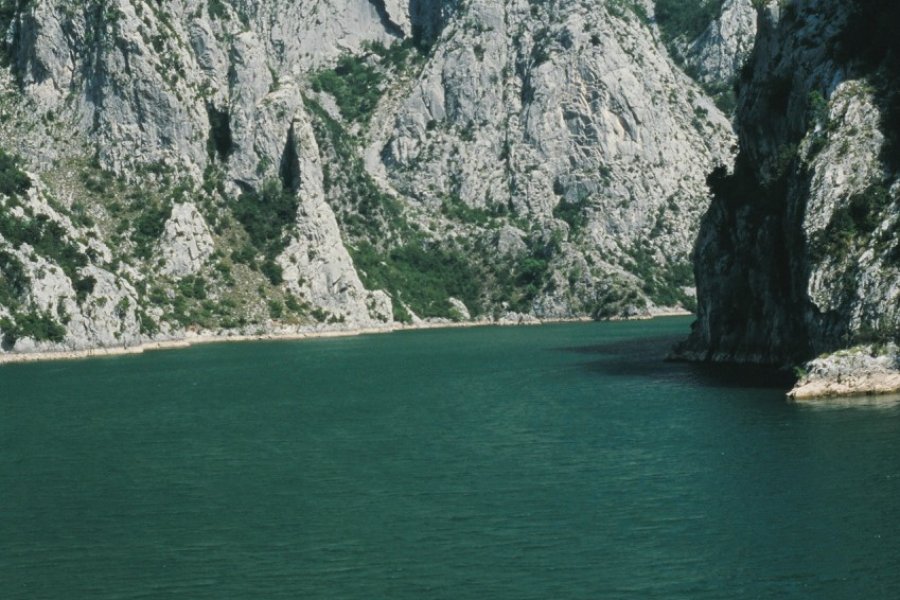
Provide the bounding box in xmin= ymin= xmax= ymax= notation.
xmin=0 ymin=314 xmax=599 ymax=366
xmin=0 ymin=308 xmax=697 ymax=366
xmin=788 ymin=344 xmax=900 ymax=400
xmin=0 ymin=328 xmax=390 ymax=365
xmin=9 ymin=311 xmax=898 ymax=401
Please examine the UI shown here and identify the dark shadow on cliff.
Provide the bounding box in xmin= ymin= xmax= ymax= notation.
xmin=408 ymin=0 xmax=459 ymax=52
xmin=367 ymin=0 xmax=405 ymax=39
xmin=674 ymin=0 xmax=900 ymax=365
xmin=835 ymin=0 xmax=900 ymax=172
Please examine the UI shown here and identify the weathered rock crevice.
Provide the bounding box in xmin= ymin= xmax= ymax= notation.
xmin=367 ymin=0 xmax=406 ymax=39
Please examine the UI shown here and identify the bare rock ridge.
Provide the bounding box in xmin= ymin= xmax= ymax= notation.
xmin=684 ymin=0 xmax=758 ymax=87
xmin=676 ymin=0 xmax=900 ymax=396
xmin=0 ymin=0 xmax=740 ymax=356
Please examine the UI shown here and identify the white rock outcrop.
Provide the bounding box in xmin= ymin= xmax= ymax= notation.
xmin=159 ymin=203 xmax=215 ymax=278
xmin=790 ymin=345 xmax=900 ymax=400
xmin=278 ymin=109 xmax=393 ymax=325
xmin=685 ymin=0 xmax=759 ymax=86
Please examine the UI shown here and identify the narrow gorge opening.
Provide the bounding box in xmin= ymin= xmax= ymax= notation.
xmin=279 ymin=125 xmax=300 ymax=193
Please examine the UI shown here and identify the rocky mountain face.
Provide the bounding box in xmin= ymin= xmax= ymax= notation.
xmin=0 ymin=0 xmax=741 ymax=355
xmin=677 ymin=0 xmax=900 ymax=366
xmin=682 ymin=0 xmax=757 ymax=88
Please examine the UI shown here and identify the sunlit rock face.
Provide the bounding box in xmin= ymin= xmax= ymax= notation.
xmin=0 ymin=0 xmax=741 ymax=354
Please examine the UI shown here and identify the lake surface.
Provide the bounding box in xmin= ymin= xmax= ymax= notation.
xmin=2 ymin=317 xmax=899 ymax=599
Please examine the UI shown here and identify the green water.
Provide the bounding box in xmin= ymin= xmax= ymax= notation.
xmin=2 ymin=317 xmax=899 ymax=599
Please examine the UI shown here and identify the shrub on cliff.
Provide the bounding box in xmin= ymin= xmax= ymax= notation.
xmin=311 ymin=55 xmax=384 ymax=124
xmin=0 ymin=149 xmax=31 ymax=198
xmin=233 ymin=179 xmax=298 ymax=270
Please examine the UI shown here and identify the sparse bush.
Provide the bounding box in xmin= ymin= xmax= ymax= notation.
xmin=206 ymin=104 xmax=234 ymax=161
xmin=178 ymin=275 xmax=207 ymax=300
xmin=812 ymin=182 xmax=893 ymax=257
xmin=1 ymin=310 xmax=67 ymax=347
xmin=0 ymin=249 xmax=28 ymax=308
xmin=552 ymin=199 xmax=587 ymax=235
xmin=627 ymin=243 xmax=695 ymax=309
xmin=441 ymin=194 xmax=494 ymax=226
xmin=351 ymin=239 xmax=483 ymax=319
xmin=0 ymin=149 xmax=31 ymax=197
xmin=590 ymin=284 xmax=647 ymax=320
xmin=268 ymin=299 xmax=284 ymax=319
xmin=260 ymin=259 xmax=283 ymax=285
xmin=74 ymin=275 xmax=96 ymax=304
xmin=231 ymin=243 xmax=257 ymax=266
xmin=0 ymin=211 xmax=90 ymax=285
xmin=365 ymin=39 xmax=425 ymax=72
xmin=207 ymin=0 xmax=228 ymax=20
xmin=284 ymin=295 xmax=309 ymax=316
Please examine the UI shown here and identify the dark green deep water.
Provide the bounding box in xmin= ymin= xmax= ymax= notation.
xmin=2 ymin=317 xmax=900 ymax=599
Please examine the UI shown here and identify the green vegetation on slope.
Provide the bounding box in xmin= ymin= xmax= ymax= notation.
xmin=654 ymin=0 xmax=736 ymax=113
xmin=835 ymin=0 xmax=900 ymax=171
xmin=305 ymin=97 xmax=408 ymax=241
xmin=306 ymin=95 xmax=565 ymax=321
xmin=441 ymin=194 xmax=500 ymax=227
xmin=627 ymin=242 xmax=697 ymax=311
xmin=0 ymin=249 xmax=27 ymax=309
xmin=0 ymin=212 xmax=90 ymax=284
xmin=232 ymin=179 xmax=299 ymax=285
xmin=0 ymin=149 xmax=32 ymax=197
xmin=352 ymin=240 xmax=483 ymax=322
xmin=0 ymin=0 xmax=25 ymax=67
xmin=806 ymin=0 xmax=900 ymax=271
xmin=310 ymin=41 xmax=425 ymax=125
xmin=0 ymin=151 xmax=87 ymax=345
xmin=552 ymin=199 xmax=587 ymax=236
xmin=305 ymin=97 xmax=485 ymax=322
xmin=131 ymin=201 xmax=173 ymax=259
xmin=810 ymin=182 xmax=896 ymax=260
xmin=310 ymin=55 xmax=385 ymax=124
xmin=0 ymin=310 xmax=66 ymax=347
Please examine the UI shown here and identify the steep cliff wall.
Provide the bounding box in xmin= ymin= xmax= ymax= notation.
xmin=678 ymin=0 xmax=900 ymax=366
xmin=0 ymin=0 xmax=408 ymax=353
xmin=376 ymin=0 xmax=733 ymax=319
xmin=0 ymin=0 xmax=739 ymax=355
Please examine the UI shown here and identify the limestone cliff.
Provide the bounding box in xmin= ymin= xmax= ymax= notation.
xmin=677 ymin=0 xmax=900 ymax=370
xmin=0 ymin=0 xmax=737 ymax=355
xmin=377 ymin=0 xmax=733 ymax=319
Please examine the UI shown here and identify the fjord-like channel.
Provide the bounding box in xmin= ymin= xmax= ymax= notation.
xmin=2 ymin=317 xmax=899 ymax=599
